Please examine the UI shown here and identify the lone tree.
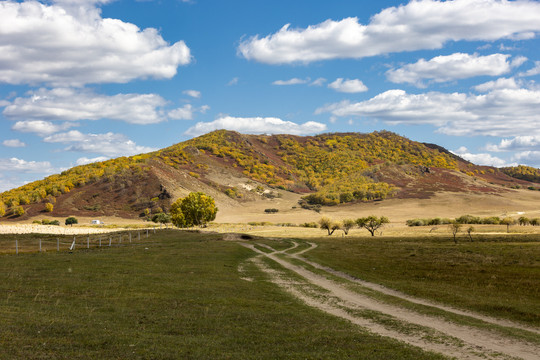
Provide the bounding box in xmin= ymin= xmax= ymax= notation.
xmin=449 ymin=221 xmax=461 ymax=243
xmin=356 ymin=216 xmax=389 ymax=236
xmin=170 ymin=192 xmax=217 ymax=228
xmin=501 ymin=217 xmax=515 ymax=233
xmin=318 ymin=217 xmax=341 ymax=236
xmin=342 ymin=219 xmax=356 ymax=235
xmin=466 ymin=226 xmax=474 ymax=242
xmin=65 ymin=216 xmax=78 ymax=227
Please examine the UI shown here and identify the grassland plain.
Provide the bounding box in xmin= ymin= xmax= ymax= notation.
xmin=301 ymin=235 xmax=540 ymax=327
xmin=0 ymin=230 xmax=446 ymax=360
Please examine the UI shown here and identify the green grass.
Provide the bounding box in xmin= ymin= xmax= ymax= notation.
xmin=303 ymin=235 xmax=540 ymax=327
xmin=0 ymin=230 xmax=445 ymax=359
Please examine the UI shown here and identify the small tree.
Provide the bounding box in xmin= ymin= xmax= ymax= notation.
xmin=170 ymin=192 xmax=218 ymax=228
xmin=466 ymin=226 xmax=474 ymax=242
xmin=500 ymin=217 xmax=515 ymax=233
xmin=45 ymin=202 xmax=54 ymax=212
xmin=356 ymin=216 xmax=389 ymax=236
xmin=65 ymin=216 xmax=78 ymax=227
xmin=518 ymin=216 xmax=530 ymax=226
xmin=449 ymin=221 xmax=461 ymax=244
xmin=318 ymin=217 xmax=341 ymax=236
xmin=0 ymin=202 xmax=5 ymax=217
xmin=342 ymin=219 xmax=355 ymax=235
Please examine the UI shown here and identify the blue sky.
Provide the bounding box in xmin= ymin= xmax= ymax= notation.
xmin=1 ymin=0 xmax=540 ymax=191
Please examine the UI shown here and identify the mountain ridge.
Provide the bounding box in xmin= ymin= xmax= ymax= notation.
xmin=1 ymin=130 xmax=538 ymax=221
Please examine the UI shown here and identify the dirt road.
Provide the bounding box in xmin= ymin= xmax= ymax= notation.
xmin=239 ymin=241 xmax=540 ymax=360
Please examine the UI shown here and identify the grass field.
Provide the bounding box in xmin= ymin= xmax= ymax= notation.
xmin=0 ymin=230 xmax=447 ymax=360
xmin=302 ymin=234 xmax=540 ymax=327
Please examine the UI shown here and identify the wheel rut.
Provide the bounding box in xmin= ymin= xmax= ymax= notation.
xmin=238 ymin=241 xmax=540 ymax=360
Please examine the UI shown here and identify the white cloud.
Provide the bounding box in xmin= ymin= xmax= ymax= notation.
xmin=272 ymin=78 xmax=309 ymax=85
xmin=167 ymin=104 xmax=209 ymax=120
xmin=0 ymin=157 xmax=54 ymax=173
xmin=310 ymin=77 xmax=327 ymax=86
xmin=518 ymin=61 xmax=540 ymax=77
xmin=238 ymin=0 xmax=540 ymax=64
xmin=182 ymin=90 xmax=201 ymax=98
xmin=316 ymin=85 xmax=540 ymax=137
xmin=0 ymin=0 xmax=191 ymax=86
xmin=474 ymin=77 xmax=522 ymax=92
xmin=512 ymin=151 xmax=540 ymax=167
xmin=452 ymin=147 xmax=509 ymax=167
xmin=328 ymin=78 xmax=368 ymax=93
xmin=3 ymin=88 xmax=167 ymax=124
xmin=185 ymin=116 xmax=326 ymax=137
xmin=43 ymin=130 xmax=156 ymax=157
xmin=168 ymin=104 xmax=194 ymax=120
xmin=486 ymin=136 xmax=540 ymax=152
xmin=2 ymin=139 xmax=26 ymax=147
xmin=386 ymin=53 xmax=521 ymax=87
xmin=227 ymin=77 xmax=239 ymax=86
xmin=11 ymin=120 xmax=78 ymax=136
xmin=76 ymin=156 xmax=108 ymax=165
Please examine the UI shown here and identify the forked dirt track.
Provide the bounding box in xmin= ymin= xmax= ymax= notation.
xmin=238 ymin=241 xmax=540 ymax=360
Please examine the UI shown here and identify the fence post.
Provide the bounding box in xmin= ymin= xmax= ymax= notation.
xmin=15 ymin=239 xmax=18 ymax=255
xmin=109 ymin=236 xmax=112 ymax=247
xmin=119 ymin=234 xmax=122 ymax=244
xmin=99 ymin=236 xmax=102 ymax=247
xmin=153 ymin=227 xmax=156 ymax=234
xmin=70 ymin=237 xmax=76 ymax=251
xmin=57 ymin=238 xmax=59 ymax=252
xmin=146 ymin=229 xmax=149 ymax=238
xmin=87 ymin=235 xmax=90 ymax=249
xmin=138 ymin=231 xmax=141 ymax=241
xmin=129 ymin=232 xmax=132 ymax=243
xmin=39 ymin=239 xmax=42 ymax=252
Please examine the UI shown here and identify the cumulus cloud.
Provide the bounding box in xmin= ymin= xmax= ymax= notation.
xmin=518 ymin=61 xmax=540 ymax=77
xmin=43 ymin=130 xmax=156 ymax=157
xmin=185 ymin=116 xmax=327 ymax=136
xmin=328 ymin=78 xmax=368 ymax=93
xmin=167 ymin=104 xmax=209 ymax=120
xmin=486 ymin=136 xmax=540 ymax=152
xmin=76 ymin=156 xmax=109 ymax=165
xmin=386 ymin=53 xmax=523 ymax=87
xmin=238 ymin=0 xmax=540 ymax=64
xmin=512 ymin=151 xmax=540 ymax=167
xmin=0 ymin=0 xmax=191 ymax=86
xmin=316 ymin=85 xmax=540 ymax=137
xmin=168 ymin=104 xmax=194 ymax=120
xmin=0 ymin=157 xmax=54 ymax=173
xmin=3 ymin=88 xmax=167 ymax=124
xmin=473 ymin=77 xmax=522 ymax=92
xmin=2 ymin=139 xmax=26 ymax=147
xmin=11 ymin=120 xmax=78 ymax=136
xmin=182 ymin=90 xmax=201 ymax=98
xmin=272 ymin=78 xmax=310 ymax=85
xmin=452 ymin=146 xmax=509 ymax=167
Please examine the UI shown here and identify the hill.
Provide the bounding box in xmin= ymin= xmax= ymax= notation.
xmin=1 ymin=130 xmax=539 ymax=222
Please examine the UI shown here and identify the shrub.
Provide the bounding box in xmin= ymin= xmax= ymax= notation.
xmin=301 ymin=222 xmax=318 ymax=228
xmin=49 ymin=220 xmax=60 ymax=226
xmin=264 ymin=208 xmax=279 ymax=214
xmin=45 ymin=202 xmax=54 ymax=212
xmin=13 ymin=206 xmax=25 ymax=217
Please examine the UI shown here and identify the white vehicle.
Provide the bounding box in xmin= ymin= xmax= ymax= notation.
xmin=91 ymin=220 xmax=103 ymax=225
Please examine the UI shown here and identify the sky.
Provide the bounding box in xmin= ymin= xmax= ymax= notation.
xmin=1 ymin=0 xmax=540 ymax=192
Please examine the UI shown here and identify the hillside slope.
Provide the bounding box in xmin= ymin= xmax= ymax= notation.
xmin=1 ymin=130 xmax=538 ymax=221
